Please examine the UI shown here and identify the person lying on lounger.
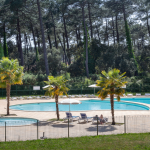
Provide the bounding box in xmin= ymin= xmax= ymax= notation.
xmin=100 ymin=114 xmax=105 ymax=124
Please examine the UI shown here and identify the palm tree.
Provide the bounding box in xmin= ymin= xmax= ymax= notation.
xmin=0 ymin=57 xmax=24 ymax=115
xmin=44 ymin=76 xmax=69 ymax=120
xmin=96 ymin=69 xmax=127 ymax=125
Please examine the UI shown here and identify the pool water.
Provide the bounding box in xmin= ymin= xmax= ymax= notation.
xmin=0 ymin=118 xmax=38 ymax=126
xmin=117 ymin=97 xmax=150 ymax=104
xmin=9 ymin=99 xmax=149 ymax=111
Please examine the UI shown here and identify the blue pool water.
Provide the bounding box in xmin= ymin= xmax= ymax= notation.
xmin=117 ymin=97 xmax=150 ymax=105
xmin=9 ymin=99 xmax=150 ymax=111
xmin=0 ymin=118 xmax=38 ymax=126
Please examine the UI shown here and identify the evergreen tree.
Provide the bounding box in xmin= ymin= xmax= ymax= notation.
xmin=3 ymin=31 xmax=8 ymax=57
xmin=0 ymin=43 xmax=4 ymax=59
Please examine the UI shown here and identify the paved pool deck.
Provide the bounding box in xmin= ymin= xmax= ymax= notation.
xmin=1 ymin=97 xmax=150 ymax=121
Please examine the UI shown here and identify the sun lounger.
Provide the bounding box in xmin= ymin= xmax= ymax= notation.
xmin=127 ymin=94 xmax=133 ymax=96
xmin=17 ymin=96 xmax=24 ymax=100
xmin=78 ymin=95 xmax=82 ymax=98
xmin=11 ymin=97 xmax=18 ymax=100
xmin=78 ymin=113 xmax=93 ymax=123
xmin=62 ymin=95 xmax=67 ymax=98
xmin=27 ymin=96 xmax=33 ymax=100
xmin=123 ymin=94 xmax=126 ymax=97
xmin=91 ymin=94 xmax=96 ymax=98
xmin=136 ymin=93 xmax=141 ymax=96
xmin=36 ymin=96 xmax=41 ymax=99
xmin=71 ymin=95 xmax=75 ymax=98
xmin=145 ymin=93 xmax=150 ymax=96
xmin=92 ymin=116 xmax=108 ymax=124
xmin=63 ymin=112 xmax=79 ymax=122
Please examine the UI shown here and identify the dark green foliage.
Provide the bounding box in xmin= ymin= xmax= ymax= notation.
xmin=22 ymin=72 xmax=47 ymax=85
xmin=124 ymin=20 xmax=139 ymax=73
xmin=36 ymin=48 xmax=39 ymax=61
xmin=67 ymin=57 xmax=85 ymax=77
xmin=3 ymin=32 xmax=8 ymax=57
xmin=125 ymin=20 xmax=133 ymax=58
xmin=0 ymin=43 xmax=4 ymax=59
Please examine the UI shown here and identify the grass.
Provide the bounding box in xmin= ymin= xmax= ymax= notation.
xmin=1 ymin=133 xmax=150 ymax=150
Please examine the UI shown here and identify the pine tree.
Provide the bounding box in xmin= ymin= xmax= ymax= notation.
xmin=3 ymin=31 xmax=8 ymax=57
xmin=0 ymin=43 xmax=4 ymax=59
xmin=36 ymin=48 xmax=39 ymax=61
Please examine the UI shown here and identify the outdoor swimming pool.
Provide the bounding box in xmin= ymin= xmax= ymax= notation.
xmin=9 ymin=99 xmax=149 ymax=111
xmin=117 ymin=97 xmax=150 ymax=104
xmin=0 ymin=118 xmax=38 ymax=126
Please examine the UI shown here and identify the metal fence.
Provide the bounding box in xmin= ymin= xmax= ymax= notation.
xmin=1 ymin=115 xmax=150 ymax=142
xmin=1 ymin=84 xmax=150 ymax=97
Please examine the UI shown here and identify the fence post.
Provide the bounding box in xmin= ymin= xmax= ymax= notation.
xmin=68 ymin=119 xmax=69 ymax=138
xmin=5 ymin=122 xmax=6 ymax=142
xmin=97 ymin=116 xmax=98 ymax=136
xmin=124 ymin=116 xmax=126 ymax=134
xmin=37 ymin=120 xmax=38 ymax=140
xmin=81 ymin=85 xmax=82 ymax=94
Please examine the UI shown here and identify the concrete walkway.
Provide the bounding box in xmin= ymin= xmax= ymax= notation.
xmin=0 ymin=97 xmax=150 ymax=121
xmin=0 ymin=97 xmax=150 ymax=141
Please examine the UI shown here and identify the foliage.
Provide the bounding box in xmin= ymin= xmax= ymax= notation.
xmin=22 ymin=72 xmax=47 ymax=85
xmin=36 ymin=49 xmax=65 ymax=76
xmin=124 ymin=20 xmax=139 ymax=73
xmin=97 ymin=69 xmax=127 ymax=100
xmin=0 ymin=57 xmax=24 ymax=88
xmin=96 ymin=69 xmax=127 ymax=124
xmin=44 ymin=76 xmax=69 ymax=97
xmin=44 ymin=75 xmax=69 ymax=120
xmin=0 ymin=57 xmax=24 ymax=115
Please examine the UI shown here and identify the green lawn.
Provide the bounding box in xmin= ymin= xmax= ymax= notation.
xmin=1 ymin=133 xmax=150 ymax=150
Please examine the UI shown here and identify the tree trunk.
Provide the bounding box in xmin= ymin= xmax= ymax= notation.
xmin=96 ymin=23 xmax=101 ymax=43
xmin=31 ymin=23 xmax=38 ymax=54
xmin=51 ymin=12 xmax=58 ymax=49
xmin=88 ymin=2 xmax=93 ymax=39
xmin=63 ymin=33 xmax=66 ymax=63
xmin=55 ymin=94 xmax=59 ymax=120
xmin=6 ymin=83 xmax=11 ymax=115
xmin=146 ymin=11 xmax=150 ymax=37
xmin=81 ymin=2 xmax=89 ymax=78
xmin=78 ymin=25 xmax=81 ymax=42
xmin=63 ymin=15 xmax=70 ymax=65
xmin=17 ymin=11 xmax=24 ymax=66
xmin=47 ymin=34 xmax=52 ymax=50
xmin=36 ymin=29 xmax=40 ymax=50
xmin=112 ymin=16 xmax=115 ymax=45
xmin=37 ymin=0 xmax=49 ymax=75
xmin=116 ymin=14 xmax=119 ymax=44
xmin=105 ymin=19 xmax=109 ymax=45
xmin=122 ymin=4 xmax=127 ymax=22
xmin=110 ymin=89 xmax=115 ymax=125
xmin=57 ymin=33 xmax=68 ymax=63
xmin=75 ymin=25 xmax=78 ymax=45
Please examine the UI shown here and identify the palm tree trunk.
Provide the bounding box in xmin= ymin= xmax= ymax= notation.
xmin=55 ymin=94 xmax=59 ymax=120
xmin=6 ymin=83 xmax=11 ymax=115
xmin=110 ymin=92 xmax=115 ymax=125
